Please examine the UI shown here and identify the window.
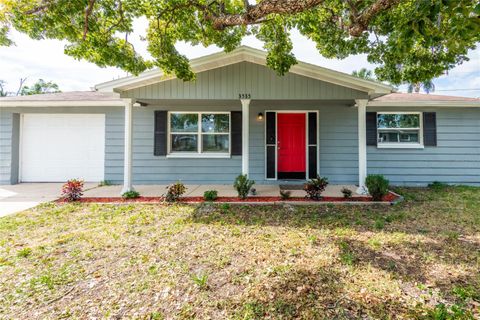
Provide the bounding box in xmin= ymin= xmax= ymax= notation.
xmin=168 ymin=112 xmax=230 ymax=156
xmin=377 ymin=113 xmax=423 ymax=147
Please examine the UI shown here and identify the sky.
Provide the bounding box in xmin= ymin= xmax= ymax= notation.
xmin=0 ymin=25 xmax=479 ymax=98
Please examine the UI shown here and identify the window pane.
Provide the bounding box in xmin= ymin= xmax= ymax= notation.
xmin=399 ymin=132 xmax=419 ymax=142
xmin=378 ymin=114 xmax=420 ymax=129
xmin=202 ymin=114 xmax=229 ymax=133
xmin=171 ymin=134 xmax=197 ymax=152
xmin=378 ymin=130 xmax=419 ymax=143
xmin=202 ymin=134 xmax=229 ymax=152
xmin=171 ymin=113 xmax=198 ymax=132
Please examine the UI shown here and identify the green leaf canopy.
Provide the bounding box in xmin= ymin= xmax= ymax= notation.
xmin=1 ymin=0 xmax=478 ymax=84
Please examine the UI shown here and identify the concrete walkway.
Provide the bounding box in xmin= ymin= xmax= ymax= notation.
xmin=0 ymin=183 xmax=97 ymax=217
xmin=83 ymin=184 xmax=360 ymax=198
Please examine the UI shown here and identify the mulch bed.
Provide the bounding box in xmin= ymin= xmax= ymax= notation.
xmin=59 ymin=192 xmax=399 ymax=204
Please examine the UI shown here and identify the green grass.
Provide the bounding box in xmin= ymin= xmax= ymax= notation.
xmin=0 ymin=186 xmax=479 ymax=318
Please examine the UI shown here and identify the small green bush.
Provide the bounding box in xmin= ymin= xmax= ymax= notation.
xmin=279 ymin=190 xmax=291 ymax=200
xmin=203 ymin=190 xmax=218 ymax=201
xmin=234 ymin=174 xmax=255 ymax=199
xmin=165 ymin=182 xmax=186 ymax=202
xmin=122 ymin=190 xmax=140 ymax=199
xmin=428 ymin=181 xmax=448 ymax=191
xmin=341 ymin=187 xmax=353 ymax=199
xmin=365 ymin=174 xmax=389 ymax=201
xmin=304 ymin=176 xmax=329 ymax=200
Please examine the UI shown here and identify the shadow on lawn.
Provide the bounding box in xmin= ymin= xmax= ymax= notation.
xmin=229 ymin=266 xmax=425 ymax=319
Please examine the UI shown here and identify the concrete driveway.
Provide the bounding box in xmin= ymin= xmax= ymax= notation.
xmin=0 ymin=183 xmax=97 ymax=217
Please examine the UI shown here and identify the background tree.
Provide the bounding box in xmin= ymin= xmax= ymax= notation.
xmin=20 ymin=79 xmax=61 ymax=95
xmin=1 ymin=1 xmax=479 ymax=85
xmin=351 ymin=68 xmax=376 ymax=81
xmin=0 ymin=78 xmax=61 ymax=96
xmin=0 ymin=80 xmax=7 ymax=97
xmin=407 ymin=80 xmax=435 ymax=94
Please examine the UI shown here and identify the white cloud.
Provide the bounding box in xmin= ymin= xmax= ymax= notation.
xmin=0 ymin=29 xmax=478 ymax=97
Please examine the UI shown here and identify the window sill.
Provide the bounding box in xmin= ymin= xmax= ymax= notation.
xmin=166 ymin=153 xmax=231 ymax=159
xmin=377 ymin=144 xmax=424 ymax=149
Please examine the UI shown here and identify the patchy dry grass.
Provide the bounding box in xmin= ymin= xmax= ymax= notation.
xmin=0 ymin=186 xmax=479 ymax=319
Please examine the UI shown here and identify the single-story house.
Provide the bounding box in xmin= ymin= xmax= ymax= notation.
xmin=1 ymin=46 xmax=479 ymax=193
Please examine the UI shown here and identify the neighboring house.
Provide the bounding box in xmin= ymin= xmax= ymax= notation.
xmin=1 ymin=46 xmax=479 ymax=193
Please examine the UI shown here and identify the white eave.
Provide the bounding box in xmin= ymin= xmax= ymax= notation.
xmin=367 ymin=101 xmax=480 ymax=107
xmin=95 ymin=46 xmax=393 ymax=95
xmin=0 ymin=91 xmax=126 ymax=107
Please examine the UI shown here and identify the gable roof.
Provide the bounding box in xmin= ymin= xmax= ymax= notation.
xmin=369 ymin=93 xmax=480 ymax=107
xmin=95 ymin=46 xmax=393 ymax=95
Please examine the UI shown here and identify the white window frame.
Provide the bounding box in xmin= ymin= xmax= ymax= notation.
xmin=167 ymin=111 xmax=231 ymax=158
xmin=377 ymin=111 xmax=424 ymax=149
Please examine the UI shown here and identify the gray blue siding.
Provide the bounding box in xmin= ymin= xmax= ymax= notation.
xmin=110 ymin=105 xmax=242 ymax=184
xmin=368 ymin=107 xmax=480 ymax=186
xmin=122 ymin=62 xmax=368 ymax=101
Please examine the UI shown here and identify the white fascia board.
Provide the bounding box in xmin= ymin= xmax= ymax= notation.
xmin=367 ymin=101 xmax=480 ymax=108
xmin=0 ymin=100 xmax=125 ymax=107
xmin=94 ymin=46 xmax=393 ymax=95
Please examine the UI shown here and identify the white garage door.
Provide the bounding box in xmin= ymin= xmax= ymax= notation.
xmin=21 ymin=114 xmax=105 ymax=182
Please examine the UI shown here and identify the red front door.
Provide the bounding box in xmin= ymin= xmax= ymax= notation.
xmin=277 ymin=113 xmax=306 ymax=179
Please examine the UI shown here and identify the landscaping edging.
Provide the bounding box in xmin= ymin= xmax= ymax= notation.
xmin=59 ymin=191 xmax=402 ymax=205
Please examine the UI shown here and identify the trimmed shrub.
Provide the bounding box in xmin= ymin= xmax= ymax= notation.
xmin=61 ymin=179 xmax=84 ymax=202
xmin=203 ymin=190 xmax=218 ymax=201
xmin=233 ymin=174 xmax=255 ymax=199
xmin=280 ymin=190 xmax=292 ymax=200
xmin=365 ymin=174 xmax=389 ymax=201
xmin=165 ymin=182 xmax=187 ymax=202
xmin=341 ymin=187 xmax=353 ymax=199
xmin=304 ymin=176 xmax=329 ymax=200
xmin=122 ymin=190 xmax=140 ymax=199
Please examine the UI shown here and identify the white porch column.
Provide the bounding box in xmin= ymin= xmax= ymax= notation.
xmin=356 ymin=99 xmax=368 ymax=194
xmin=241 ymin=99 xmax=251 ymax=176
xmin=121 ymin=99 xmax=134 ymax=194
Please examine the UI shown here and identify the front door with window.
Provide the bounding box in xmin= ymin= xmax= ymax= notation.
xmin=277 ymin=113 xmax=306 ymax=179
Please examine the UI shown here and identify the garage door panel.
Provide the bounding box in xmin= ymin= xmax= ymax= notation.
xmin=21 ymin=114 xmax=105 ymax=182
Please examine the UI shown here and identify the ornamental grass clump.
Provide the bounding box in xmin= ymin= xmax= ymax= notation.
xmin=365 ymin=174 xmax=390 ymax=201
xmin=61 ymin=179 xmax=84 ymax=202
xmin=233 ymin=174 xmax=255 ymax=200
xmin=304 ymin=176 xmax=329 ymax=200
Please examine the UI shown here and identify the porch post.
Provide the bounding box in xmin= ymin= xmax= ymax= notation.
xmin=121 ymin=98 xmax=134 ymax=194
xmin=241 ymin=99 xmax=251 ymax=176
xmin=356 ymin=99 xmax=368 ymax=194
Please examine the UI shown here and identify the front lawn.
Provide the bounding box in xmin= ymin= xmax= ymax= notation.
xmin=0 ymin=186 xmax=479 ymax=319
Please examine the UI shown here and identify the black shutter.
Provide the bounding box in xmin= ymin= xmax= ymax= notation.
xmin=154 ymin=110 xmax=167 ymax=156
xmin=231 ymin=111 xmax=242 ymax=155
xmin=423 ymin=112 xmax=437 ymax=146
xmin=366 ymin=112 xmax=377 ymax=146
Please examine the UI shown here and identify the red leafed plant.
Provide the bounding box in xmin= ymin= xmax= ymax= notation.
xmin=61 ymin=179 xmax=84 ymax=202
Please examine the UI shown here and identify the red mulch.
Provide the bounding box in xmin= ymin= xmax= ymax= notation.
xmin=58 ymin=192 xmax=399 ymax=204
